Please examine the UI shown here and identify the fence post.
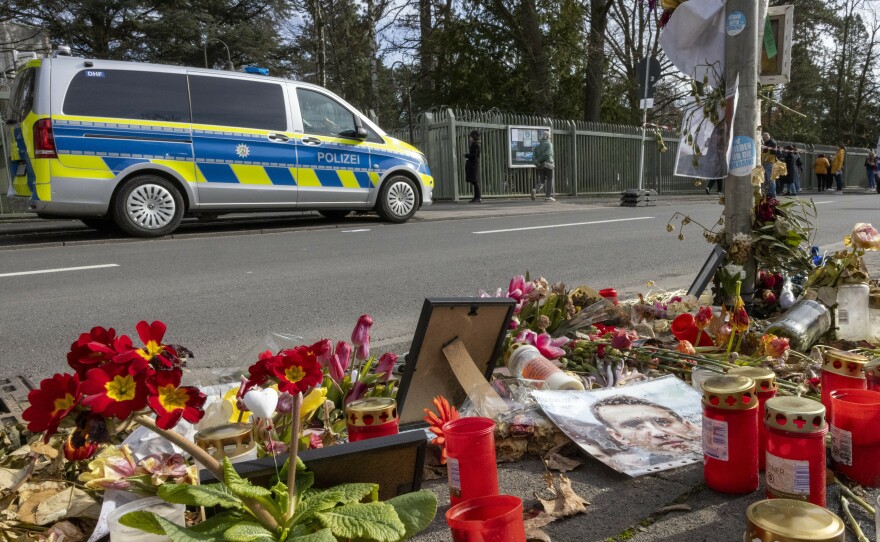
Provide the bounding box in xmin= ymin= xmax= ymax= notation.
xmin=447 ymin=108 xmax=460 ymax=201
xmin=569 ymin=121 xmax=578 ymax=196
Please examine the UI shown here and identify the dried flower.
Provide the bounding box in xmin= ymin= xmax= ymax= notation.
xmin=610 ymin=329 xmax=638 ymax=351
xmin=846 ymin=223 xmax=880 ymax=251
xmin=760 ymin=334 xmax=790 ymax=359
xmin=694 ymin=306 xmax=713 ymax=330
xmin=677 ymin=340 xmax=696 ymax=355
xmin=79 ymin=445 xmax=139 ymax=490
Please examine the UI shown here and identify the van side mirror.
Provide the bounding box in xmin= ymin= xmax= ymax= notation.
xmin=356 ymin=126 xmax=368 ymax=140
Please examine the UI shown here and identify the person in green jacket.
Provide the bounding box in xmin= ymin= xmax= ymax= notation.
xmin=531 ymin=130 xmax=556 ymax=202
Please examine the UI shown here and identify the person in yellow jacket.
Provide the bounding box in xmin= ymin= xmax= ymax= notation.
xmin=831 ymin=144 xmax=846 ymax=194
xmin=813 ymin=154 xmax=831 ymax=192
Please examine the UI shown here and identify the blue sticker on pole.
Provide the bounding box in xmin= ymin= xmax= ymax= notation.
xmin=727 ymin=11 xmax=746 ymax=36
xmin=729 ymin=135 xmax=756 ymax=176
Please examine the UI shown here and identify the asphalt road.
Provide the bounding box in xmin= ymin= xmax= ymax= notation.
xmin=0 ymin=193 xmax=873 ymax=382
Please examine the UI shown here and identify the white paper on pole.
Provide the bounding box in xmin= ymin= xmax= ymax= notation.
xmin=639 ymin=98 xmax=654 ymax=110
xmin=659 ymin=0 xmax=726 ymax=84
xmin=673 ymin=75 xmax=738 ymax=180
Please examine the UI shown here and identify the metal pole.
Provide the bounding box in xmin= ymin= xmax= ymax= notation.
xmin=723 ymin=0 xmax=761 ymax=302
xmin=636 ymin=59 xmax=651 ymax=191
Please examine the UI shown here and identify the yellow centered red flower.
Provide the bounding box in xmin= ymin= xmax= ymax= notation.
xmin=82 ymin=359 xmax=151 ymax=420
xmin=147 ymin=369 xmax=206 ymax=430
xmin=271 ymin=349 xmax=323 ymax=395
xmin=22 ymin=373 xmax=81 ymax=439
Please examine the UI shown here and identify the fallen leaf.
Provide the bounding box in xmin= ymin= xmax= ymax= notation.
xmin=543 ymin=452 xmax=583 ymax=473
xmin=29 ymin=442 xmax=59 ymax=460
xmin=18 ymin=489 xmax=62 ymax=524
xmin=36 ymin=487 xmax=100 ymax=525
xmin=42 ymin=520 xmax=85 ymax=542
xmin=18 ymin=482 xmax=66 ymax=505
xmin=523 ymin=509 xmax=555 ymax=542
xmin=536 ymin=474 xmax=589 ymax=520
xmin=0 ymin=468 xmax=27 ymax=491
xmin=657 ymin=504 xmax=692 ymax=513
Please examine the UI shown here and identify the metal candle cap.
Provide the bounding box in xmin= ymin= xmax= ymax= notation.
xmin=763 ymin=397 xmax=826 ymax=434
xmin=194 ymin=422 xmax=255 ymax=460
xmin=821 ymin=348 xmax=868 ymax=378
xmin=728 ymin=366 xmax=777 ymax=393
xmin=702 ymin=375 xmax=758 ymax=410
xmin=345 ymin=397 xmax=398 ymax=427
xmin=745 ymin=499 xmax=844 ymax=542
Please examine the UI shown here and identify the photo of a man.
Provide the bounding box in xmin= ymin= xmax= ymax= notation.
xmin=534 ymin=376 xmax=703 ymax=477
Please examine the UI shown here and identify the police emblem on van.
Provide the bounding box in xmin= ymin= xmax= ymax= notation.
xmin=235 ymin=144 xmax=250 ymax=158
xmin=317 ymin=151 xmax=360 ymax=165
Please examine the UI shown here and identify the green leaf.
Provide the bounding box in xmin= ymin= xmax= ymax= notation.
xmin=119 ymin=512 xmax=216 ymax=542
xmin=228 ymin=481 xmax=283 ymax=519
xmin=271 ymin=481 xmax=290 ymax=515
xmin=295 ymin=470 xmax=315 ymax=500
xmin=323 ymin=483 xmax=378 ymax=504
xmin=158 ymin=483 xmax=243 ymax=510
xmin=285 ymin=529 xmax=337 ymax=542
xmin=290 ymin=489 xmax=348 ymax=525
xmin=189 ymin=511 xmax=242 ymax=536
xmin=224 ymin=521 xmax=278 ymax=542
xmin=223 ymin=457 xmax=247 ymax=486
xmin=386 ymin=491 xmax=438 ymax=539
xmin=316 ymin=502 xmax=406 ymax=542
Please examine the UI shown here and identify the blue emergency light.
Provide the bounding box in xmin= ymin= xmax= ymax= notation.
xmin=244 ymin=65 xmax=269 ymax=75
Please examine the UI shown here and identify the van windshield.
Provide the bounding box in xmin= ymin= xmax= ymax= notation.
xmin=7 ymin=68 xmax=36 ymax=123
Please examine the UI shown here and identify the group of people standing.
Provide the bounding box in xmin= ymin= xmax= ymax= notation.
xmin=812 ymin=144 xmax=847 ymax=194
xmin=760 ymin=133 xmax=804 ymax=196
xmin=464 ymin=129 xmax=555 ymax=203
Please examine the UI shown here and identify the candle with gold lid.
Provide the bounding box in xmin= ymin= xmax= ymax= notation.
xmin=743 ymin=499 xmax=844 ymax=542
xmin=820 ymin=348 xmax=868 ymax=419
xmin=763 ymin=397 xmax=827 ymax=506
xmin=728 ymin=366 xmax=777 ymax=472
xmin=345 ymin=397 xmax=399 ymax=442
xmin=194 ymin=422 xmax=257 ymax=462
xmin=702 ymin=375 xmax=759 ymax=494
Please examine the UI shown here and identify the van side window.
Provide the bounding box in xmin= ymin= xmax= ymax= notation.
xmin=8 ymin=68 xmax=36 ymax=123
xmin=63 ymin=70 xmax=190 ymax=123
xmin=190 ymin=76 xmax=286 ymax=131
xmin=296 ymin=89 xmax=360 ymax=138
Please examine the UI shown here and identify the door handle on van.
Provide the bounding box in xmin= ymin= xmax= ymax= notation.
xmin=301 ymin=137 xmax=322 ymax=146
xmin=268 ymin=133 xmax=289 ymax=142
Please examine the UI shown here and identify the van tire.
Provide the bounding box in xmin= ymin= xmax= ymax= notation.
xmin=318 ymin=210 xmax=351 ymax=220
xmin=112 ymin=175 xmax=184 ymax=237
xmin=80 ymin=218 xmax=120 ymax=234
xmin=376 ymin=175 xmax=418 ymax=223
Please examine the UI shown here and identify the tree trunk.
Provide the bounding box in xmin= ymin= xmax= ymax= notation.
xmin=366 ymin=0 xmax=381 ymax=119
xmin=518 ymin=0 xmax=551 ymax=114
xmin=313 ymin=0 xmax=327 ymax=86
xmin=583 ymin=0 xmax=615 ymax=121
xmin=418 ymin=0 xmax=433 ymax=94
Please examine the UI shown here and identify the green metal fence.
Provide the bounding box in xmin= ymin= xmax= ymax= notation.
xmin=388 ymin=108 xmax=877 ymax=201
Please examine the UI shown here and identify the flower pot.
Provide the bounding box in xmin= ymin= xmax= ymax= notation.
xmin=670 ymin=313 xmax=714 ymax=347
xmin=445 ymin=495 xmax=526 ymax=542
xmin=107 ymin=496 xmax=185 ymax=542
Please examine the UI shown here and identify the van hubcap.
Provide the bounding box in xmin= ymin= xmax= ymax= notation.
xmin=127 ymin=184 xmax=176 ymax=229
xmin=387 ymin=181 xmax=415 ymax=217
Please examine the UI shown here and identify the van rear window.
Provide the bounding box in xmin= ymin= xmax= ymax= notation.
xmin=8 ymin=68 xmax=36 ymax=123
xmin=189 ymin=75 xmax=286 ymax=131
xmin=63 ymin=70 xmax=190 ymax=123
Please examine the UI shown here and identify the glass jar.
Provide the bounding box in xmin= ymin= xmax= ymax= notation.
xmin=835 ymin=281 xmax=870 ymax=341
xmin=728 ymin=366 xmax=777 ymax=472
xmin=764 ymin=300 xmax=831 ymax=352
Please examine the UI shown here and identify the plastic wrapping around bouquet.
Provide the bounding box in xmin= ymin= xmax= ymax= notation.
xmin=446 ymin=495 xmax=526 ymax=542
xmin=443 ymin=417 xmax=499 ymax=506
xmin=670 ymin=313 xmax=715 ymax=347
xmin=107 ymin=496 xmax=185 ymax=542
xmin=829 ymin=389 xmax=880 ymax=487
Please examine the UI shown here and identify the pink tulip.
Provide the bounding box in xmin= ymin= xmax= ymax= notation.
xmin=313 ymin=339 xmax=333 ymax=366
xmin=507 ymin=275 xmax=526 ymax=301
xmin=515 ymin=329 xmax=567 ymax=360
xmin=694 ymin=306 xmax=713 ymax=330
xmin=335 ymin=341 xmax=352 ymax=372
xmin=351 ymin=315 xmax=373 ymax=361
xmin=610 ymin=329 xmax=638 ymax=351
xmin=328 ymin=354 xmax=345 ymax=382
xmin=344 ymin=381 xmax=368 ymax=406
xmin=375 ymin=352 xmax=398 ymax=382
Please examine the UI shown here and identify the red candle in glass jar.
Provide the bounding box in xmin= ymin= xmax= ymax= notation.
xmin=345 ymin=398 xmax=399 ymax=442
xmin=865 ymin=359 xmax=880 ymax=391
xmin=820 ymin=348 xmax=868 ymax=420
xmin=728 ymin=366 xmax=778 ymax=472
xmin=702 ymin=375 xmax=759 ymax=494
xmin=763 ymin=397 xmax=828 ymax=506
xmin=599 ymin=288 xmax=619 ymax=305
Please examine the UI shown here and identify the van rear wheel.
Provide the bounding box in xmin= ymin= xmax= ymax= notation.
xmin=376 ymin=175 xmax=418 ymax=223
xmin=112 ymin=175 xmax=184 ymax=237
xmin=318 ymin=210 xmax=351 ymax=220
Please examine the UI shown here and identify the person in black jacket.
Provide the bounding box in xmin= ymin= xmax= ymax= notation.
xmin=464 ymin=130 xmax=482 ymax=203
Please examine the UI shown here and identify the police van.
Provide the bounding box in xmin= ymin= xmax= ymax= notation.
xmin=5 ymin=56 xmax=434 ymax=237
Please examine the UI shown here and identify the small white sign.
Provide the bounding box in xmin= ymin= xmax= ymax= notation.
xmin=727 ymin=10 xmax=746 ymax=36
xmin=639 ymin=98 xmax=654 ymax=110
xmin=729 ymin=135 xmax=756 ymax=176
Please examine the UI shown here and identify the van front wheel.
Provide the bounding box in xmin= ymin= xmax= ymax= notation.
xmin=377 ymin=176 xmax=418 ymax=223
xmin=112 ymin=175 xmax=184 ymax=237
